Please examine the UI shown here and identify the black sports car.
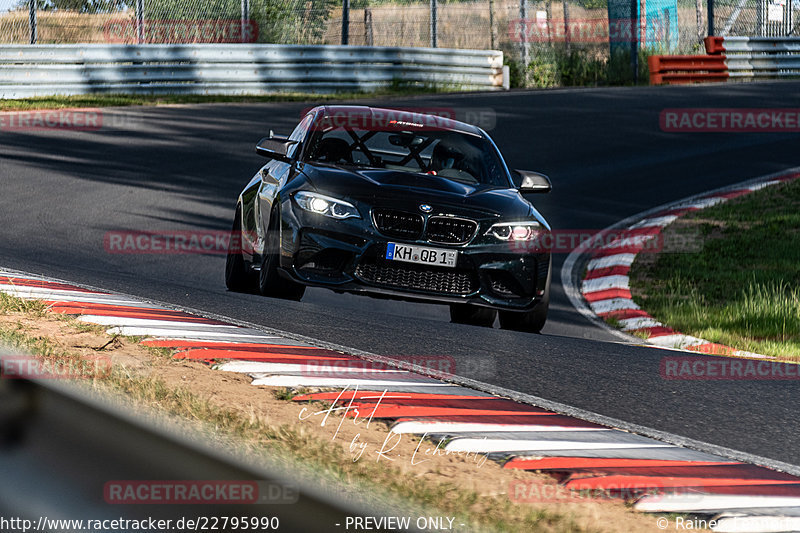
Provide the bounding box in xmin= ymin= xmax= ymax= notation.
xmin=225 ymin=106 xmax=553 ymax=332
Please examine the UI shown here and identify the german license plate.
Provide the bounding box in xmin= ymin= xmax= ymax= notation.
xmin=385 ymin=242 xmax=457 ymax=268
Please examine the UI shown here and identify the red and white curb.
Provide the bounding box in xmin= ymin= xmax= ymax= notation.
xmin=3 ymin=270 xmax=800 ymax=531
xmin=566 ymin=169 xmax=800 ymax=358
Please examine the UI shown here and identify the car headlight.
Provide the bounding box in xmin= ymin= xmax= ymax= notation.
xmin=486 ymin=221 xmax=542 ymax=241
xmin=294 ymin=191 xmax=360 ymax=220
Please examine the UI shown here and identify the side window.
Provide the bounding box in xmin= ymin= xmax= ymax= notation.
xmin=287 ymin=113 xmax=314 ymax=160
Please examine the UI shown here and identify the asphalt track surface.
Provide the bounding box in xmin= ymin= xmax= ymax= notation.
xmin=2 ymin=82 xmax=800 ymax=465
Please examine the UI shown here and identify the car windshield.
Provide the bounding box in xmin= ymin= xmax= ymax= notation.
xmin=303 ymin=121 xmax=510 ymax=187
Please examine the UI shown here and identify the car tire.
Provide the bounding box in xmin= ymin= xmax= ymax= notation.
xmin=258 ymin=206 xmax=305 ymax=301
xmin=449 ymin=304 xmax=497 ymax=327
xmin=498 ymin=262 xmax=551 ymax=333
xmin=225 ymin=207 xmax=255 ymax=292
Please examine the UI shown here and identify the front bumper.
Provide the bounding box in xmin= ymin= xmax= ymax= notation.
xmin=279 ymin=202 xmax=551 ymax=311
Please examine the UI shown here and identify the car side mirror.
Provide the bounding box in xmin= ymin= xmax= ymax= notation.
xmin=255 ymin=135 xmax=298 ymax=163
xmin=514 ymin=170 xmax=552 ymax=194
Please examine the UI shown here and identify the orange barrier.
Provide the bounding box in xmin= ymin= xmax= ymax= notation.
xmin=648 ymin=54 xmax=728 ymax=85
xmin=704 ymin=36 xmax=726 ymax=54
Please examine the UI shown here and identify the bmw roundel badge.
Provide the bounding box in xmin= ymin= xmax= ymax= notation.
xmin=419 ymin=204 xmax=432 ymax=213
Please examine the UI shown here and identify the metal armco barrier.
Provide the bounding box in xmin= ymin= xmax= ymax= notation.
xmin=649 ymin=36 xmax=800 ymax=85
xmin=0 ymin=356 xmax=426 ymax=531
xmin=705 ymin=36 xmax=800 ymax=79
xmin=0 ymin=44 xmax=505 ymax=98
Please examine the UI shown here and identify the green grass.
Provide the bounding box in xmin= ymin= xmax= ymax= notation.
xmin=0 ymin=292 xmax=48 ymax=316
xmin=72 ymin=320 xmax=109 ymax=335
xmin=0 ymin=87 xmax=450 ymax=111
xmin=508 ymin=46 xmax=653 ymax=89
xmin=273 ymin=387 xmax=302 ymax=401
xmin=629 ymin=179 xmax=800 ymax=359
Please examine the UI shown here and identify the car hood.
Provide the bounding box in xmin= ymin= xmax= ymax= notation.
xmin=301 ymin=164 xmax=537 ymax=221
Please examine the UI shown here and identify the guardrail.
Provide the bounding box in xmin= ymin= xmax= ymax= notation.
xmin=705 ymin=36 xmax=800 ymax=79
xmin=0 ymin=44 xmax=506 ymax=98
xmin=0 ymin=353 xmax=425 ymax=531
xmin=649 ymin=36 xmax=800 ymax=85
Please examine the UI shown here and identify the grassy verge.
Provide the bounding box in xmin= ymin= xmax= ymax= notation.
xmin=0 ymin=292 xmax=672 ymax=532
xmin=0 ymin=87 xmax=448 ymax=111
xmin=629 ymin=179 xmax=800 ymax=359
xmin=505 ymin=47 xmax=656 ymax=89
